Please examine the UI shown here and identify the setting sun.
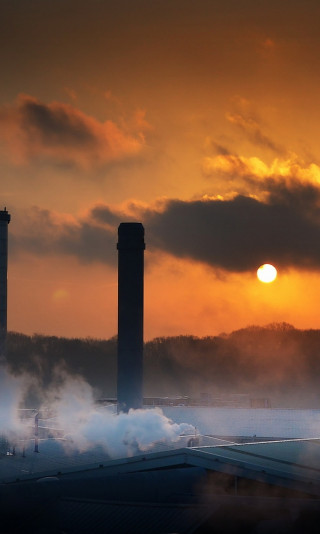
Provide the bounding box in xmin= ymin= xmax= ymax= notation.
xmin=257 ymin=264 xmax=277 ymax=284
xmin=3 ymin=1 xmax=320 ymax=338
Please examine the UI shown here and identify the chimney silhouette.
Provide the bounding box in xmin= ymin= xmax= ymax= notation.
xmin=0 ymin=208 xmax=10 ymax=359
xmin=117 ymin=223 xmax=145 ymax=413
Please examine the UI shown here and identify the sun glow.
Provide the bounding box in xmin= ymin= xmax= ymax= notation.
xmin=257 ymin=264 xmax=277 ymax=283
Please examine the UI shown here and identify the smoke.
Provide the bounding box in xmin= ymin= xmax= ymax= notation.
xmin=64 ymin=406 xmax=195 ymax=457
xmin=43 ymin=369 xmax=195 ymax=457
xmin=2 ymin=364 xmax=195 ymax=458
xmin=0 ymin=369 xmax=29 ymax=440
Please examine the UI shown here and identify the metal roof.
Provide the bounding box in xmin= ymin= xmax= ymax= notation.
xmin=0 ymin=439 xmax=113 ymax=483
xmin=59 ymin=438 xmax=320 ymax=497
xmin=191 ymin=439 xmax=320 ymax=496
xmin=0 ymin=434 xmax=232 ymax=483
xmin=2 ymin=439 xmax=320 ymax=533
xmin=197 ymin=439 xmax=320 ymax=471
xmin=3 ymin=438 xmax=320 ymax=498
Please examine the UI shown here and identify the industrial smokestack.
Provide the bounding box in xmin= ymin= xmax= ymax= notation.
xmin=0 ymin=207 xmax=10 ymax=360
xmin=117 ymin=223 xmax=145 ymax=413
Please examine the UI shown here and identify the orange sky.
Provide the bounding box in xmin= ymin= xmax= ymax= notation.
xmin=2 ymin=0 xmax=320 ymax=340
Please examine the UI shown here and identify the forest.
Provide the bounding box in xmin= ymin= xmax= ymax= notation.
xmin=5 ymin=322 xmax=320 ymax=408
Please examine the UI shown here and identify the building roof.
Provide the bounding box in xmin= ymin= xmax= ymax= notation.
xmin=2 ymin=437 xmax=320 ymax=498
xmin=0 ymin=433 xmax=232 ymax=483
xmin=2 ymin=438 xmax=320 ymax=533
xmin=88 ymin=439 xmax=320 ymax=497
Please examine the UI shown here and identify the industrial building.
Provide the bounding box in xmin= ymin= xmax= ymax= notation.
xmin=1 ymin=434 xmax=320 ymax=532
xmin=1 ymin=219 xmax=320 ymax=532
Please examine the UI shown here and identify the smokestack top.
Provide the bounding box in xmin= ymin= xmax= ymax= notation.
xmin=117 ymin=222 xmax=145 ymax=251
xmin=0 ymin=208 xmax=10 ymax=223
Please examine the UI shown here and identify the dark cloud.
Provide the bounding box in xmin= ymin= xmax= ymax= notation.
xmin=265 ymin=178 xmax=320 ymax=212
xmin=0 ymin=95 xmax=147 ymax=167
xmin=10 ymin=180 xmax=320 ymax=272
xmin=20 ymin=98 xmax=97 ymax=148
xmin=10 ymin=207 xmax=119 ymax=266
xmin=57 ymin=222 xmax=117 ymax=265
xmin=144 ymin=182 xmax=320 ymax=271
xmin=90 ymin=205 xmax=124 ymax=227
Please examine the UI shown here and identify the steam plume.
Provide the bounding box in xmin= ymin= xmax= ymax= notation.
xmin=0 ymin=366 xmax=195 ymax=459
xmin=45 ymin=372 xmax=195 ymax=457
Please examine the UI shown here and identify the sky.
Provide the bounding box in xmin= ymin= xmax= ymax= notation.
xmin=2 ymin=0 xmax=320 ymax=340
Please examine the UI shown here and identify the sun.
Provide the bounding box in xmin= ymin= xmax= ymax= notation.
xmin=257 ymin=264 xmax=277 ymax=283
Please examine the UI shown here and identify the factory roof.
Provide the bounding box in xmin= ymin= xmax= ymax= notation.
xmin=73 ymin=438 xmax=320 ymax=497
xmin=2 ymin=438 xmax=320 ymax=533
xmin=191 ymin=439 xmax=320 ymax=496
xmin=0 ymin=434 xmax=230 ymax=483
xmin=2 ymin=437 xmax=320 ymax=498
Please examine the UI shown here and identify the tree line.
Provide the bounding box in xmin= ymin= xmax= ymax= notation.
xmin=5 ymin=322 xmax=320 ymax=408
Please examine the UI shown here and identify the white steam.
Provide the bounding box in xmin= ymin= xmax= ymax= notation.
xmin=0 ymin=370 xmax=27 ymax=439
xmin=0 ymin=366 xmax=195 ymax=458
xmin=46 ymin=372 xmax=195 ymax=457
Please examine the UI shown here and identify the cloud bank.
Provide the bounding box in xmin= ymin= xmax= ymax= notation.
xmin=10 ymin=175 xmax=320 ymax=273
xmin=9 ymin=145 xmax=320 ymax=274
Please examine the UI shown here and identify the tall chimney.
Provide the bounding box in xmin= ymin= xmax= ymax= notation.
xmin=0 ymin=208 xmax=10 ymax=360
xmin=117 ymin=223 xmax=145 ymax=413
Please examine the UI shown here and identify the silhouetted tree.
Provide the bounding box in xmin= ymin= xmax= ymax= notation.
xmin=5 ymin=323 xmax=320 ymax=408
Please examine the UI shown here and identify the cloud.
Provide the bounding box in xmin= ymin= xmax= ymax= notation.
xmin=0 ymin=94 xmax=148 ymax=168
xmin=226 ymin=111 xmax=284 ymax=153
xmin=10 ymin=206 xmax=119 ymax=265
xmin=203 ymin=153 xmax=270 ymax=180
xmin=10 ymin=169 xmax=320 ymax=273
xmin=144 ymin=187 xmax=320 ymax=272
xmin=202 ymin=153 xmax=320 ymax=191
xmin=141 ymin=153 xmax=320 ymax=274
xmin=90 ymin=204 xmax=126 ymax=227
xmin=225 ymin=96 xmax=285 ymax=154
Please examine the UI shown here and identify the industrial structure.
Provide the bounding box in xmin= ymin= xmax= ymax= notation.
xmin=0 ymin=219 xmax=320 ymax=531
xmin=0 ymin=207 xmax=10 ymax=359
xmin=117 ymin=222 xmax=145 ymax=412
xmin=1 ymin=436 xmax=320 ymax=532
